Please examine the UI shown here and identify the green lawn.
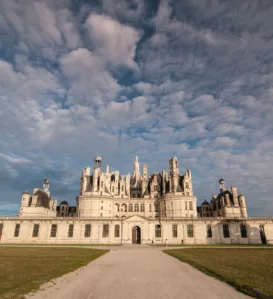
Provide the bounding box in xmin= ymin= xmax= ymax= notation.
xmin=0 ymin=247 xmax=108 ymax=299
xmin=0 ymin=243 xmax=120 ymax=246
xmin=165 ymin=248 xmax=273 ymax=299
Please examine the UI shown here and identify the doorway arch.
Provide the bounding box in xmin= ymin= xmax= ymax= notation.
xmin=132 ymin=226 xmax=141 ymax=244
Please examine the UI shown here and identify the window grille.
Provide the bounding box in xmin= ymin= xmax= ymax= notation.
xmin=68 ymin=224 xmax=74 ymax=238
xmin=206 ymin=225 xmax=212 ymax=238
xmin=114 ymin=225 xmax=120 ymax=238
xmin=14 ymin=224 xmax=20 ymax=237
xmin=172 ymin=224 xmax=178 ymax=238
xmin=85 ymin=224 xmax=91 ymax=238
xmin=50 ymin=224 xmax=57 ymax=237
xmin=240 ymin=224 xmax=247 ymax=238
xmin=223 ymin=224 xmax=230 ymax=238
xmin=155 ymin=225 xmax=161 ymax=238
xmin=187 ymin=224 xmax=193 ymax=238
xmin=32 ymin=224 xmax=39 ymax=237
xmin=102 ymin=224 xmax=109 ymax=238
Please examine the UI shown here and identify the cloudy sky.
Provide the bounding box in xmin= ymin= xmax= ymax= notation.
xmin=0 ymin=0 xmax=273 ymax=216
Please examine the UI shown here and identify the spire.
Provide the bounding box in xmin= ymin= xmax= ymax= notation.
xmin=132 ymin=155 xmax=141 ymax=186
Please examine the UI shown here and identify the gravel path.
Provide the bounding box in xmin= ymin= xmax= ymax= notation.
xmin=26 ymin=245 xmax=251 ymax=299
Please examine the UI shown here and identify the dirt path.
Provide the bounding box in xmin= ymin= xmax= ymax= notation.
xmin=25 ymin=245 xmax=251 ymax=299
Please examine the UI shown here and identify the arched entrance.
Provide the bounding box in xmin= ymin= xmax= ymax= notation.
xmin=132 ymin=226 xmax=141 ymax=244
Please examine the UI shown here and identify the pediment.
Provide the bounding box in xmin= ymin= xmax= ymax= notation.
xmin=124 ymin=214 xmax=148 ymax=222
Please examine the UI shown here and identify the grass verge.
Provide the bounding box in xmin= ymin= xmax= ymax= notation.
xmin=152 ymin=243 xmax=272 ymax=247
xmin=164 ymin=248 xmax=273 ymax=299
xmin=0 ymin=243 xmax=121 ymax=246
xmin=0 ymin=247 xmax=108 ymax=299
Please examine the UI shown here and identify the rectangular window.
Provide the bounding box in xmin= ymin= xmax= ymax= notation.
xmin=155 ymin=225 xmax=161 ymax=238
xmin=240 ymin=224 xmax=247 ymax=238
xmin=68 ymin=224 xmax=74 ymax=238
xmin=0 ymin=223 xmax=3 ymax=235
xmin=206 ymin=225 xmax=212 ymax=238
xmin=85 ymin=224 xmax=91 ymax=238
xmin=189 ymin=201 xmax=193 ymax=210
xmin=154 ymin=204 xmax=159 ymax=212
xmin=187 ymin=224 xmax=193 ymax=238
xmin=185 ymin=201 xmax=188 ymax=210
xmin=223 ymin=224 xmax=230 ymax=238
xmin=14 ymin=224 xmax=20 ymax=237
xmin=101 ymin=206 xmax=103 ymax=210
xmin=114 ymin=225 xmax=120 ymax=238
xmin=149 ymin=204 xmax=152 ymax=212
xmin=102 ymin=224 xmax=109 ymax=238
xmin=32 ymin=224 xmax=39 ymax=237
xmin=172 ymin=224 xmax=178 ymax=238
xmin=154 ymin=185 xmax=157 ymax=191
xmin=50 ymin=224 xmax=57 ymax=237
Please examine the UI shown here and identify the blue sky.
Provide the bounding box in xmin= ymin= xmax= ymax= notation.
xmin=1 ymin=0 xmax=273 ymax=216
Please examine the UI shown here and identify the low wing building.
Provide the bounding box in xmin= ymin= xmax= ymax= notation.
xmin=0 ymin=155 xmax=272 ymax=245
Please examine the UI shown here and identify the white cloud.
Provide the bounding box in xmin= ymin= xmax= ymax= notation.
xmin=84 ymin=13 xmax=141 ymax=68
xmin=0 ymin=153 xmax=31 ymax=165
xmin=60 ymin=48 xmax=121 ymax=107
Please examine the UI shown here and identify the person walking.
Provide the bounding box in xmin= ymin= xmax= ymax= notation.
xmin=165 ymin=239 xmax=168 ymax=247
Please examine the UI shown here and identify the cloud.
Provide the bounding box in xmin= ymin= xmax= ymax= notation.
xmin=0 ymin=0 xmax=273 ymax=218
xmin=0 ymin=153 xmax=31 ymax=165
xmin=84 ymin=13 xmax=141 ymax=68
xmin=60 ymin=48 xmax=121 ymax=107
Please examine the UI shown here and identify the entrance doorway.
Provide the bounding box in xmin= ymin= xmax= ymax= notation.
xmin=132 ymin=226 xmax=141 ymax=244
xmin=259 ymin=225 xmax=267 ymax=244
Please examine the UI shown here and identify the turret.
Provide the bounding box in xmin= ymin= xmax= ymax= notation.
xmin=238 ymin=194 xmax=248 ymax=217
xmin=219 ymin=178 xmax=225 ymax=192
xmin=94 ymin=155 xmax=102 ymax=169
xmin=169 ymin=156 xmax=179 ymax=192
xmin=21 ymin=190 xmax=30 ymax=207
xmin=231 ymin=186 xmax=239 ymax=207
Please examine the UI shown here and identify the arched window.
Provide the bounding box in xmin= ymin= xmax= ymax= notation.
xmin=115 ymin=225 xmax=120 ymax=238
xmin=155 ymin=225 xmax=161 ymax=238
xmin=134 ymin=204 xmax=139 ymax=212
xmin=187 ymin=224 xmax=193 ymax=238
xmin=141 ymin=204 xmax=145 ymax=212
xmin=115 ymin=204 xmax=120 ymax=212
xmin=129 ymin=204 xmax=133 ymax=212
xmin=85 ymin=224 xmax=91 ymax=238
xmin=122 ymin=204 xmax=127 ymax=212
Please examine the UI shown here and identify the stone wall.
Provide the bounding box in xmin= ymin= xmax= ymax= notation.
xmin=0 ymin=216 xmax=272 ymax=245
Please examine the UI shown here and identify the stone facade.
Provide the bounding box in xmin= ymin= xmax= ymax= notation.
xmin=0 ymin=156 xmax=272 ymax=245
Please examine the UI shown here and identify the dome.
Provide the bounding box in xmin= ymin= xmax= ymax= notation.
xmin=23 ymin=190 xmax=30 ymax=195
xmin=219 ymin=178 xmax=225 ymax=184
xmin=94 ymin=155 xmax=102 ymax=161
xmin=44 ymin=178 xmax=50 ymax=184
xmin=60 ymin=201 xmax=68 ymax=205
xmin=201 ymin=199 xmax=209 ymax=206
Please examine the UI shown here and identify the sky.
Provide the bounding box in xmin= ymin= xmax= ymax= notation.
xmin=0 ymin=0 xmax=273 ymax=216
